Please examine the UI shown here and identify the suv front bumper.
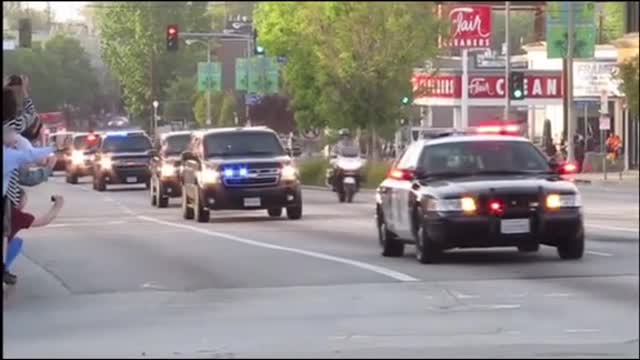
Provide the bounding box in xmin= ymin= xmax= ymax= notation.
xmin=200 ymin=183 xmax=301 ymax=210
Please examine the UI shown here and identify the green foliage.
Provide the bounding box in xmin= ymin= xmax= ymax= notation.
xmin=163 ymin=75 xmax=197 ymax=122
xmin=218 ymin=93 xmax=237 ymax=127
xmin=193 ymin=91 xmax=223 ymax=126
xmin=2 ymin=34 xmax=99 ymax=113
xmin=3 ymin=4 xmax=50 ymax=32
xmin=255 ymin=2 xmax=443 ymax=135
xmin=618 ymin=55 xmax=639 ymax=116
xmin=600 ymin=3 xmax=625 ymax=44
xmin=298 ymin=158 xmax=329 ymax=186
xmin=94 ymin=1 xmax=210 ymax=123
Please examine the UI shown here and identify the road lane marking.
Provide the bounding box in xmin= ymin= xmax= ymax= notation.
xmin=468 ymin=304 xmax=521 ymax=310
xmin=564 ymin=328 xmax=600 ymax=333
xmin=543 ymin=293 xmax=573 ymax=298
xmin=451 ymin=291 xmax=479 ymax=299
xmin=137 ymin=215 xmax=419 ymax=282
xmin=586 ymin=224 xmax=639 ymax=233
xmin=48 ymin=220 xmax=127 ymax=228
xmin=586 ymin=250 xmax=614 ymax=257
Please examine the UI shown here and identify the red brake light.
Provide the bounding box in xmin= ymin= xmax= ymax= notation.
xmin=489 ymin=200 xmax=503 ymax=215
xmin=474 ymin=123 xmax=520 ymax=135
xmin=389 ymin=169 xmax=415 ymax=181
xmin=562 ymin=162 xmax=577 ymax=174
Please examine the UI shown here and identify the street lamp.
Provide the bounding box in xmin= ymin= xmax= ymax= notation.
xmin=152 ymin=100 xmax=159 ymax=135
xmin=186 ymin=39 xmax=212 ymax=126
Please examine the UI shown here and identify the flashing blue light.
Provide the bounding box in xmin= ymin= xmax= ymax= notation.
xmin=238 ymin=168 xmax=248 ymax=177
xmin=224 ymin=169 xmax=234 ymax=178
xmin=109 ymin=131 xmax=129 ymax=137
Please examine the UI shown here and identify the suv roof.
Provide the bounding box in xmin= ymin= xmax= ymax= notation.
xmin=420 ymin=134 xmax=530 ymax=147
xmin=198 ymin=126 xmax=274 ymax=137
xmin=160 ymin=130 xmax=192 ymax=139
xmin=102 ymin=130 xmax=147 ymax=138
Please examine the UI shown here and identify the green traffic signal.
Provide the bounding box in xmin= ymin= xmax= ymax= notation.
xmin=401 ymin=96 xmax=410 ymax=105
xmin=255 ymin=45 xmax=265 ymax=55
xmin=509 ymin=72 xmax=525 ymax=100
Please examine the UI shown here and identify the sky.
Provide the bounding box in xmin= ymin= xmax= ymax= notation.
xmin=23 ymin=1 xmax=89 ymax=22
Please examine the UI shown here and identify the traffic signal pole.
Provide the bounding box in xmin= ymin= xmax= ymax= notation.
xmin=504 ymin=1 xmax=511 ymax=121
xmin=566 ymin=3 xmax=575 ymax=163
xmin=206 ymin=40 xmax=212 ymax=126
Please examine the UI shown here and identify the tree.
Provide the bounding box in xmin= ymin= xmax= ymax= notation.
xmin=618 ymin=55 xmax=639 ymax=117
xmin=599 ymin=2 xmax=625 ymax=44
xmin=193 ymin=91 xmax=224 ymax=126
xmin=2 ymin=34 xmax=100 ymax=114
xmin=163 ymin=75 xmax=197 ymax=123
xmin=255 ymin=2 xmax=443 ymax=156
xmin=218 ymin=92 xmax=237 ymax=127
xmin=94 ymin=1 xmax=211 ymax=124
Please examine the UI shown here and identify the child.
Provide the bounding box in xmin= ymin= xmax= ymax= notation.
xmin=4 ymin=191 xmax=64 ymax=285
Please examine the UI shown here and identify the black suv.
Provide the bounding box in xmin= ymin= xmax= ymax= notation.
xmin=181 ymin=127 xmax=302 ymax=222
xmin=65 ymin=132 xmax=100 ymax=184
xmin=149 ymin=131 xmax=192 ymax=208
xmin=92 ymin=130 xmax=153 ymax=191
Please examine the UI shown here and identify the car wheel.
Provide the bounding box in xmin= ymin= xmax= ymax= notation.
xmin=182 ymin=186 xmax=194 ymax=220
xmin=194 ymin=189 xmax=210 ymax=223
xmin=92 ymin=177 xmax=97 ymax=190
xmin=150 ymin=178 xmax=157 ymax=207
xmin=145 ymin=179 xmax=151 ymax=190
xmin=378 ymin=211 xmax=404 ymax=257
xmin=286 ymin=202 xmax=302 ymax=220
xmin=338 ymin=191 xmax=346 ymax=203
xmin=157 ymin=183 xmax=169 ymax=208
xmin=557 ymin=226 xmax=584 ymax=260
xmin=69 ymin=173 xmax=78 ymax=184
xmin=415 ymin=217 xmax=440 ymax=264
xmin=96 ymin=176 xmax=106 ymax=192
xmin=268 ymin=208 xmax=283 ymax=218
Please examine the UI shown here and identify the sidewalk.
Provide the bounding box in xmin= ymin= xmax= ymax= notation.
xmin=568 ymin=170 xmax=639 ymax=188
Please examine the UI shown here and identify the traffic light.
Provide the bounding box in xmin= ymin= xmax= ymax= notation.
xmin=166 ymin=24 xmax=179 ymax=51
xmin=253 ymin=29 xmax=264 ymax=55
xmin=19 ymin=18 xmax=32 ymax=48
xmin=401 ymin=96 xmax=412 ymax=106
xmin=509 ymin=72 xmax=525 ymax=100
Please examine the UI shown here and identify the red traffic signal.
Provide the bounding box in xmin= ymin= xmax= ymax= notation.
xmin=166 ymin=25 xmax=179 ymax=51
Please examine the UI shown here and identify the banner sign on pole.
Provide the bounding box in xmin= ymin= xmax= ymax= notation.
xmin=441 ymin=6 xmax=492 ymax=48
xmin=197 ymin=62 xmax=221 ymax=92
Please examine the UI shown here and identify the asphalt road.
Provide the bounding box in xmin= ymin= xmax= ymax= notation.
xmin=3 ymin=175 xmax=639 ymax=358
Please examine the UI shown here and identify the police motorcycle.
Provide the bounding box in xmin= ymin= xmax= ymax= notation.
xmin=326 ymin=130 xmax=365 ymax=203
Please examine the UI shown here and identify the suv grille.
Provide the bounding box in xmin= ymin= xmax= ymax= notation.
xmin=221 ymin=164 xmax=281 ymax=188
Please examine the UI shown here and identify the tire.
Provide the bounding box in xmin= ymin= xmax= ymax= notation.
xmin=182 ymin=187 xmax=194 ymax=220
xmin=194 ymin=189 xmax=210 ymax=223
xmin=69 ymin=173 xmax=78 ymax=184
xmin=150 ymin=178 xmax=157 ymax=207
xmin=268 ymin=208 xmax=283 ymax=218
xmin=286 ymin=203 xmax=302 ymax=220
xmin=65 ymin=173 xmax=71 ymax=184
xmin=557 ymin=226 xmax=585 ymax=260
xmin=338 ymin=191 xmax=346 ymax=203
xmin=345 ymin=184 xmax=355 ymax=203
xmin=92 ymin=177 xmax=97 ymax=190
xmin=157 ymin=181 xmax=169 ymax=208
xmin=96 ymin=176 xmax=106 ymax=192
xmin=378 ymin=211 xmax=404 ymax=257
xmin=415 ymin=214 xmax=441 ymax=264
xmin=145 ymin=179 xmax=151 ymax=190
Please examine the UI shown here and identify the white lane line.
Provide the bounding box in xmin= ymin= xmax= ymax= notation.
xmin=451 ymin=290 xmax=480 ymax=299
xmin=137 ymin=215 xmax=419 ymax=282
xmin=586 ymin=250 xmax=614 ymax=257
xmin=543 ymin=293 xmax=573 ymax=298
xmin=469 ymin=304 xmax=521 ymax=310
xmin=48 ymin=220 xmax=127 ymax=228
xmin=586 ymin=224 xmax=639 ymax=233
xmin=564 ymin=328 xmax=600 ymax=333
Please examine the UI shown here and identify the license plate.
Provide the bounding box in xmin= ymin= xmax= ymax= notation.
xmin=343 ymin=177 xmax=356 ymax=184
xmin=500 ymin=219 xmax=530 ymax=234
xmin=126 ymin=176 xmax=137 ymax=183
xmin=244 ymin=197 xmax=261 ymax=207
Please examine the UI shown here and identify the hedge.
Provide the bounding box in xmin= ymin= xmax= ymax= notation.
xmin=297 ymin=157 xmax=392 ymax=189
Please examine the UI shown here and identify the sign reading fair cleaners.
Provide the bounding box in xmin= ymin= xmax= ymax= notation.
xmin=442 ymin=6 xmax=492 ymax=48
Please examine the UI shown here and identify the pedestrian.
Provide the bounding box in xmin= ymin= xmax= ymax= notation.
xmin=4 ymin=191 xmax=64 ymax=285
xmin=574 ymin=133 xmax=585 ymax=172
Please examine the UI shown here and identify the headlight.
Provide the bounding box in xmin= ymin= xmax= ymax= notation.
xmin=100 ymin=157 xmax=112 ymax=168
xmin=426 ymin=196 xmax=477 ymax=213
xmin=160 ymin=163 xmax=175 ymax=177
xmin=546 ymin=193 xmax=581 ymax=209
xmin=71 ymin=151 xmax=84 ymax=165
xmin=281 ymin=165 xmax=298 ymax=181
xmin=199 ymin=168 xmax=220 ymax=184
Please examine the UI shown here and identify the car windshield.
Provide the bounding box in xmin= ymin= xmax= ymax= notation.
xmin=102 ymin=135 xmax=151 ymax=153
xmin=204 ymin=132 xmax=285 ymax=158
xmin=419 ymin=140 xmax=551 ymax=176
xmin=163 ymin=134 xmax=191 ymax=155
xmin=73 ymin=136 xmax=88 ymax=149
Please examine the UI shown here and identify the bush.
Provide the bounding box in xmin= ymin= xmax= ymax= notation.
xmin=297 ymin=157 xmax=391 ymax=188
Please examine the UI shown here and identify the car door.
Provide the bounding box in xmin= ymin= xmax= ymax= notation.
xmin=390 ymin=143 xmax=422 ymax=239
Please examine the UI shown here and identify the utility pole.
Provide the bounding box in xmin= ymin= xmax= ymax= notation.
xmin=206 ymin=40 xmax=212 ymax=126
xmin=504 ymin=1 xmax=511 ymax=121
xmin=566 ymin=2 xmax=576 ymax=163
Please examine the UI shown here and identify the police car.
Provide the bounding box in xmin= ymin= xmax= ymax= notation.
xmin=149 ymin=131 xmax=192 ymax=207
xmin=375 ymin=125 xmax=583 ymax=264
